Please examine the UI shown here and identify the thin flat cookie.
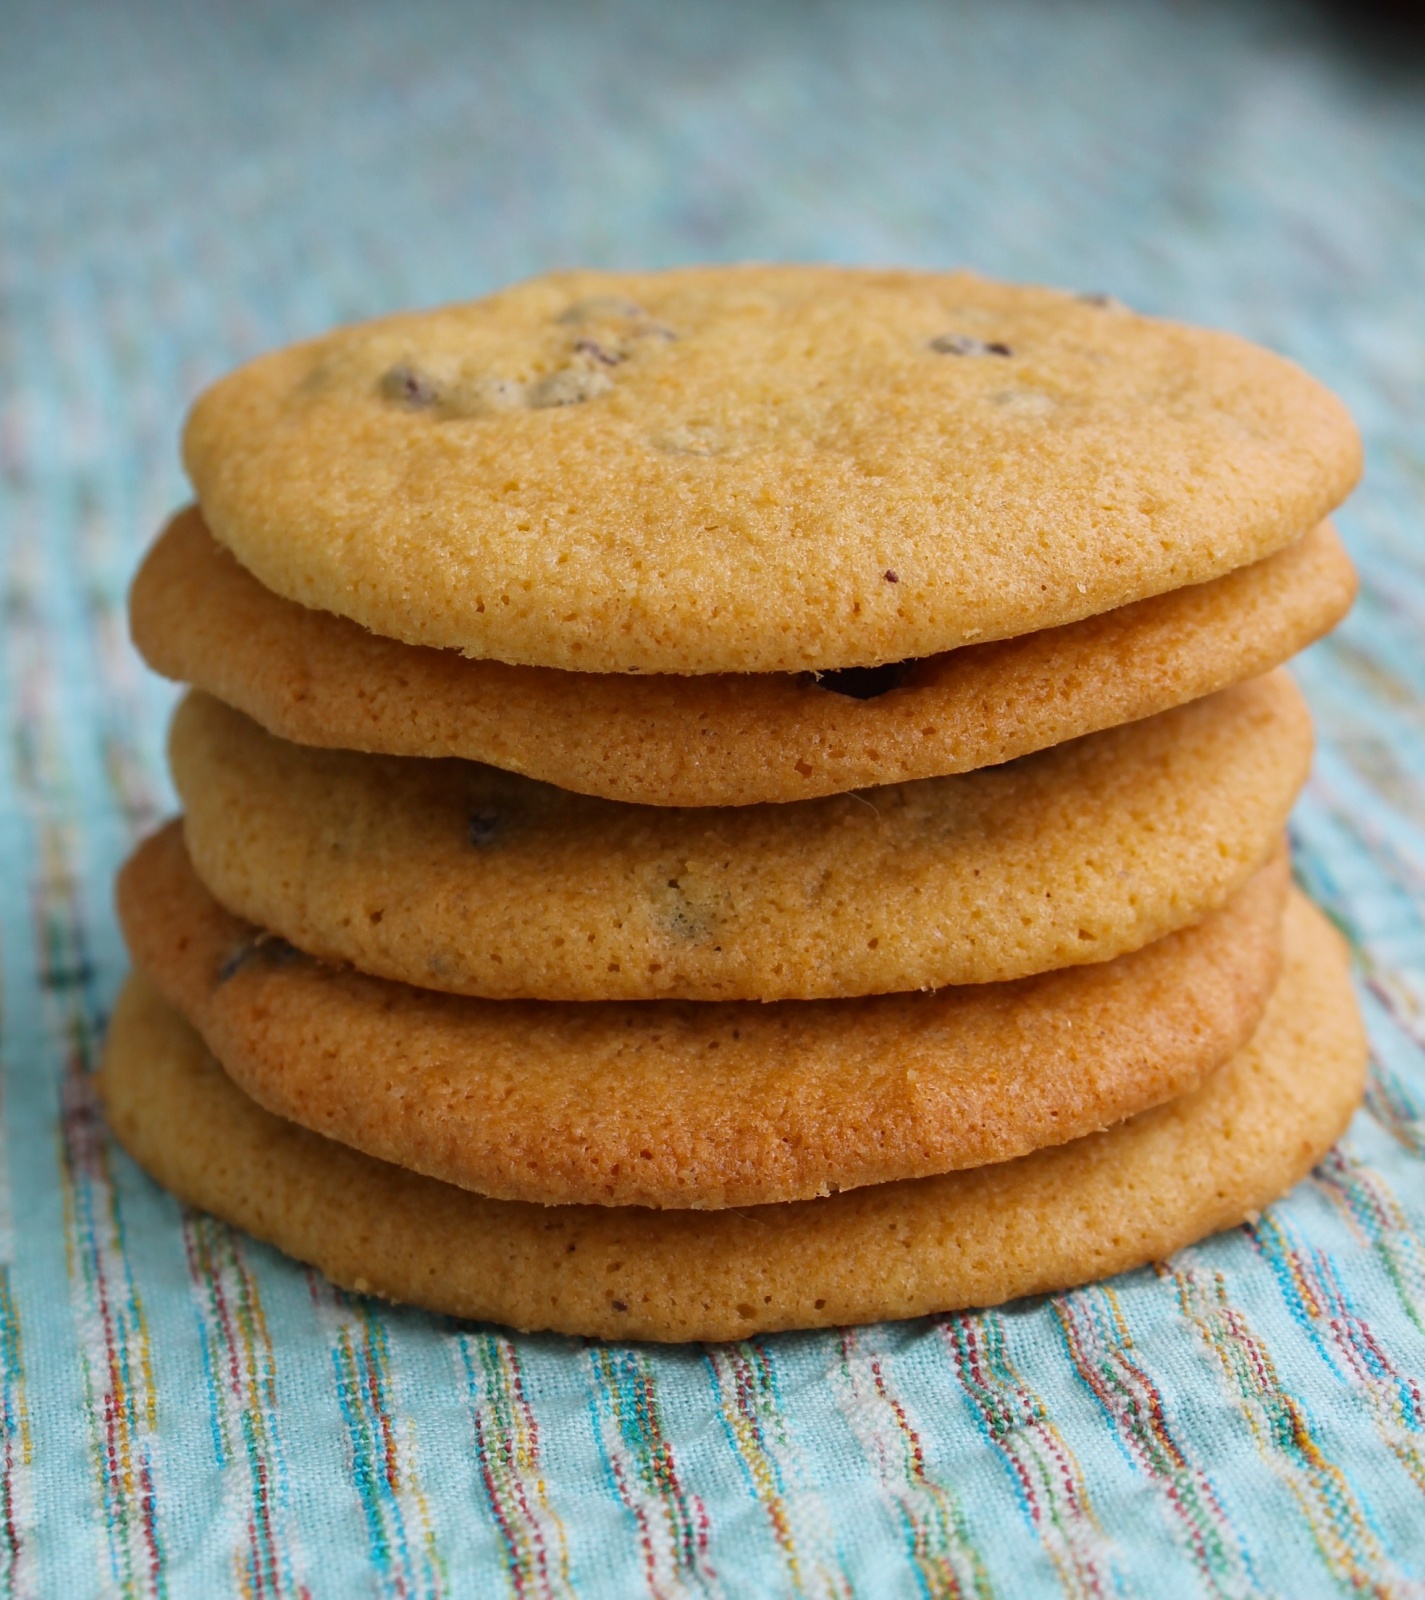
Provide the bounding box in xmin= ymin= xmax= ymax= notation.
xmin=171 ymin=672 xmax=1311 ymax=1000
xmin=182 ymin=266 xmax=1360 ymax=674
xmin=118 ymin=822 xmax=1287 ymax=1208
xmin=132 ymin=510 xmax=1354 ymax=806
xmin=100 ymin=892 xmax=1366 ymax=1341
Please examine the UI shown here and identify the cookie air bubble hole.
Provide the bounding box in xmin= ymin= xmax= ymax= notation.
xmin=815 ymin=660 xmax=915 ymax=700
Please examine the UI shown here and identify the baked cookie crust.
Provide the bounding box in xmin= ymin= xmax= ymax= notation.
xmin=132 ymin=510 xmax=1354 ymax=806
xmin=170 ymin=672 xmax=1311 ymax=1000
xmin=118 ymin=822 xmax=1288 ymax=1208
xmin=100 ymin=892 xmax=1365 ymax=1340
xmin=182 ymin=266 xmax=1361 ymax=674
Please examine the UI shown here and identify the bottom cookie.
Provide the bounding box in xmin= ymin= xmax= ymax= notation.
xmin=100 ymin=892 xmax=1364 ymax=1343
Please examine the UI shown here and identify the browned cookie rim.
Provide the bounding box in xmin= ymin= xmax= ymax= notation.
xmin=100 ymin=892 xmax=1366 ymax=1341
xmin=132 ymin=510 xmax=1354 ymax=806
xmin=119 ymin=821 xmax=1288 ymax=1209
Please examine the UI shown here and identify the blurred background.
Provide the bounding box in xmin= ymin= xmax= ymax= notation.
xmin=4 ymin=0 xmax=1420 ymax=525
xmin=1 ymin=0 xmax=1423 ymax=882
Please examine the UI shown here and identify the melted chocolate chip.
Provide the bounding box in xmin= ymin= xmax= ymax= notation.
xmin=378 ymin=363 xmax=442 ymax=407
xmin=217 ymin=942 xmax=255 ymax=983
xmin=558 ymin=296 xmax=646 ymax=324
xmin=884 ymin=569 xmax=899 ymax=583
xmin=572 ymin=338 xmax=624 ymax=367
xmin=528 ymin=366 xmax=613 ymax=408
xmin=469 ymin=809 xmax=502 ymax=847
xmin=813 ymin=660 xmax=915 ymax=700
xmin=217 ymin=934 xmax=298 ymax=983
xmin=929 ymin=334 xmax=1013 ymax=357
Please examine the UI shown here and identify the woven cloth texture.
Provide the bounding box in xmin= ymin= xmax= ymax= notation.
xmin=3 ymin=0 xmax=1425 ymax=1593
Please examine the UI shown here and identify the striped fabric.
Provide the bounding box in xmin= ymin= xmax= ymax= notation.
xmin=3 ymin=0 xmax=1424 ymax=1591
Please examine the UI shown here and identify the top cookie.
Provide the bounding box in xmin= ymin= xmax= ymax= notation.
xmin=183 ymin=266 xmax=1361 ymax=674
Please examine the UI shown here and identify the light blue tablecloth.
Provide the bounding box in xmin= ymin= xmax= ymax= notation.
xmin=3 ymin=0 xmax=1424 ymax=1592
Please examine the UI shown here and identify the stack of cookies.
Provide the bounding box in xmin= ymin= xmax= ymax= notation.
xmin=105 ymin=267 xmax=1368 ymax=1342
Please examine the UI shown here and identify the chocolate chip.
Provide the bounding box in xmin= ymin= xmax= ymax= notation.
xmin=884 ymin=569 xmax=899 ymax=583
xmin=929 ymin=334 xmax=1013 ymax=357
xmin=559 ymin=296 xmax=646 ymax=324
xmin=467 ymin=376 xmax=526 ymax=412
xmin=573 ymin=338 xmax=624 ymax=367
xmin=217 ymin=940 xmax=254 ymax=980
xmin=217 ymin=934 xmax=298 ymax=983
xmin=812 ymin=660 xmax=915 ymax=700
xmin=663 ymin=880 xmax=706 ymax=942
xmin=611 ymin=1299 xmax=629 ymax=1312
xmin=528 ymin=366 xmax=613 ymax=408
xmin=468 ymin=809 xmax=502 ymax=847
xmin=378 ymin=363 xmax=442 ymax=407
